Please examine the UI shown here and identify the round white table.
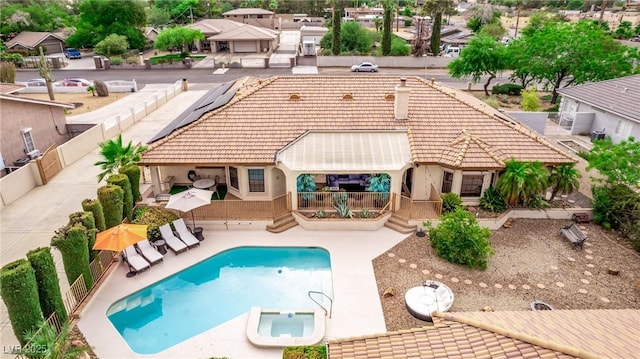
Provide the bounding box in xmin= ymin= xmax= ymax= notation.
xmin=193 ymin=178 xmax=215 ymax=189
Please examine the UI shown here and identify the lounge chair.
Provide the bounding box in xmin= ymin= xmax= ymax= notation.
xmin=172 ymin=219 xmax=201 ymax=248
xmin=136 ymin=239 xmax=164 ymax=265
xmin=123 ymin=245 xmax=151 ymax=275
xmin=159 ymin=224 xmax=188 ymax=254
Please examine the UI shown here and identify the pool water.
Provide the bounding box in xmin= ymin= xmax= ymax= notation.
xmin=107 ymin=246 xmax=332 ymax=354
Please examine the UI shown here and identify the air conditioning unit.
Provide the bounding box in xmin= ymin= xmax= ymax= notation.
xmin=27 ymin=150 xmax=41 ymax=159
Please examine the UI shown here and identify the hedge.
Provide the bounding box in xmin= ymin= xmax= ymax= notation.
xmin=283 ymin=345 xmax=327 ymax=359
xmin=491 ymin=83 xmax=523 ymax=95
xmin=132 ymin=206 xmax=179 ymax=241
xmin=107 ymin=174 xmax=133 ymax=221
xmin=69 ymin=211 xmax=98 ymax=261
xmin=0 ymin=259 xmax=43 ymax=345
xmin=98 ymin=185 xmax=124 ymax=229
xmin=26 ymin=247 xmax=68 ymax=323
xmin=82 ymin=198 xmax=106 ymax=231
xmin=120 ymin=164 xmax=142 ymax=203
xmin=51 ymin=224 xmax=93 ymax=290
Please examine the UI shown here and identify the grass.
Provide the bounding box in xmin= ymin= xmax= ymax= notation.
xmin=169 ymin=185 xmax=227 ymax=200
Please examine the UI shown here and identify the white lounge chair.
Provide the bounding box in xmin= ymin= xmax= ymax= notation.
xmin=172 ymin=219 xmax=200 ymax=248
xmin=136 ymin=239 xmax=164 ymax=265
xmin=123 ymin=245 xmax=151 ymax=275
xmin=159 ymin=224 xmax=188 ymax=254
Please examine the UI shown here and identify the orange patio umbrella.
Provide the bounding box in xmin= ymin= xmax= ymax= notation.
xmin=93 ymin=224 xmax=148 ymax=252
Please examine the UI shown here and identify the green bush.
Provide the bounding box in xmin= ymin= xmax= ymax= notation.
xmin=132 ymin=206 xmax=179 ymax=240
xmin=524 ymin=192 xmax=549 ymax=209
xmin=544 ymin=104 xmax=560 ymax=112
xmin=592 ymin=184 xmax=640 ymax=252
xmin=479 ymin=187 xmax=507 ymax=212
xmin=283 ymin=345 xmax=327 ymax=359
xmin=26 ymin=247 xmax=67 ymax=323
xmin=68 ymin=211 xmax=98 ymax=261
xmin=491 ymin=83 xmax=523 ymax=95
xmin=120 ymin=164 xmax=142 ymax=202
xmin=441 ymin=192 xmax=464 ymax=214
xmin=51 ymin=224 xmax=93 ymax=290
xmin=0 ymin=53 xmax=25 ymax=67
xmin=483 ymin=97 xmax=500 ymax=109
xmin=521 ymin=87 xmax=540 ymax=111
xmin=82 ymin=198 xmax=106 ymax=231
xmin=0 ymin=259 xmax=43 ymax=345
xmin=425 ymin=209 xmax=494 ymax=269
xmin=108 ymin=174 xmax=133 ymax=221
xmin=109 ymin=56 xmax=123 ymax=65
xmin=0 ymin=61 xmax=16 ymax=83
xmin=98 ymin=185 xmax=124 ymax=229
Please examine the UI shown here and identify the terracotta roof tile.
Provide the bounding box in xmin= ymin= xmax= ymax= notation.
xmin=141 ymin=76 xmax=575 ymax=168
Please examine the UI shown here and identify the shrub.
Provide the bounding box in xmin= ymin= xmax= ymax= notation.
xmin=26 ymin=247 xmax=67 ymax=323
xmin=334 ymin=202 xmax=354 ymax=218
xmin=82 ymin=199 xmax=106 ymax=231
xmin=0 ymin=53 xmax=24 ymax=67
xmin=491 ymin=83 xmax=523 ymax=95
xmin=315 ymin=208 xmax=326 ymax=218
xmin=97 ymin=185 xmax=124 ymax=229
xmin=479 ymin=187 xmax=507 ymax=212
xmin=360 ymin=208 xmax=370 ymax=218
xmin=120 ymin=164 xmax=142 ymax=202
xmin=592 ymin=184 xmax=640 ymax=247
xmin=126 ymin=56 xmax=138 ymax=64
xmin=0 ymin=61 xmax=16 ymax=82
xmin=107 ymin=174 xmax=133 ymax=221
xmin=283 ymin=345 xmax=327 ymax=359
xmin=521 ymin=87 xmax=541 ymax=111
xmin=425 ymin=209 xmax=494 ymax=269
xmin=441 ymin=192 xmax=464 ymax=214
xmin=109 ymin=56 xmax=123 ymax=65
xmin=544 ymin=104 xmax=560 ymax=112
xmin=132 ymin=206 xmax=179 ymax=240
xmin=524 ymin=193 xmax=549 ymax=209
xmin=68 ymin=211 xmax=98 ymax=260
xmin=483 ymin=97 xmax=500 ymax=109
xmin=51 ymin=224 xmax=93 ymax=290
xmin=0 ymin=259 xmax=43 ymax=345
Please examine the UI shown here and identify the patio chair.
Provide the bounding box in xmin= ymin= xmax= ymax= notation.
xmin=123 ymin=245 xmax=151 ymax=275
xmin=210 ymin=175 xmax=220 ymax=199
xmin=172 ymin=218 xmax=201 ymax=248
xmin=159 ymin=224 xmax=188 ymax=254
xmin=136 ymin=239 xmax=164 ymax=265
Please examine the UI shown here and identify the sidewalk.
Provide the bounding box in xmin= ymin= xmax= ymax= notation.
xmin=0 ymin=83 xmax=218 ymax=354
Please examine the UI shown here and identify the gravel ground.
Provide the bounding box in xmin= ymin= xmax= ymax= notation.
xmin=374 ymin=218 xmax=640 ymax=331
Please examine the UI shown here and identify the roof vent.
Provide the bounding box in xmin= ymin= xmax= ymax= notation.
xmin=342 ymin=93 xmax=353 ymax=100
xmin=289 ymin=93 xmax=300 ymax=101
xmin=384 ymin=93 xmax=395 ymax=101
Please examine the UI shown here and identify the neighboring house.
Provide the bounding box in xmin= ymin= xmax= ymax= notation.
xmin=557 ymin=74 xmax=640 ymax=144
xmin=187 ymin=19 xmax=279 ymax=54
xmin=222 ymin=8 xmax=279 ymax=30
xmin=5 ymin=31 xmax=66 ymax=55
xmin=140 ymin=76 xmax=574 ymax=223
xmin=438 ymin=26 xmax=474 ymax=49
xmin=300 ymin=26 xmax=328 ymax=55
xmin=328 ymin=309 xmax=640 ymax=358
xmin=0 ymin=84 xmax=74 ymax=174
xmin=144 ymin=27 xmax=160 ymax=46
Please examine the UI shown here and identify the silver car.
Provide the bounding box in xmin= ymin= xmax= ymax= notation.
xmin=351 ymin=62 xmax=378 ymax=72
xmin=26 ymin=78 xmax=47 ymax=87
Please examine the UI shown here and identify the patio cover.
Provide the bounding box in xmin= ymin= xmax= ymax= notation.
xmin=276 ymin=130 xmax=412 ymax=172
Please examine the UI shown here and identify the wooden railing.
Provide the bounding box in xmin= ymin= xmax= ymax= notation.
xmin=297 ymin=192 xmax=391 ymax=211
xmin=395 ymin=185 xmax=443 ymax=220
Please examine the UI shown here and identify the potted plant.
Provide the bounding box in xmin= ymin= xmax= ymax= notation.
xmin=297 ymin=174 xmax=316 ymax=208
xmin=367 ymin=173 xmax=390 ymax=208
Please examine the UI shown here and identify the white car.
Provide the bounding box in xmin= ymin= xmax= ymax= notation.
xmin=351 ymin=62 xmax=378 ymax=72
xmin=26 ymin=78 xmax=47 ymax=87
xmin=57 ymin=78 xmax=93 ymax=87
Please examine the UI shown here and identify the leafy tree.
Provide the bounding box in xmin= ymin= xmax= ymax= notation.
xmin=586 ymin=137 xmax=640 ymax=187
xmin=94 ymin=134 xmax=148 ymax=183
xmin=520 ymin=87 xmax=540 ymax=111
xmin=519 ymin=11 xmax=565 ymax=38
xmin=448 ymin=35 xmax=508 ymax=96
xmin=466 ymin=4 xmax=501 ymax=32
xmin=422 ymin=0 xmax=454 ymax=55
xmin=381 ymin=0 xmax=392 ymax=56
xmin=390 ymin=35 xmax=410 ymax=56
xmin=321 ymin=21 xmax=374 ymax=55
xmin=154 ymin=0 xmax=206 ymax=24
xmin=548 ymin=163 xmax=581 ymax=200
xmin=154 ymin=26 xmax=204 ymax=52
xmin=146 ymin=6 xmax=171 ymax=27
xmin=19 ymin=321 xmax=88 ymax=359
xmin=331 ymin=0 xmax=342 ymax=55
xmin=94 ymin=34 xmax=129 ymax=57
xmin=0 ymin=1 xmax=74 ymax=36
xmin=425 ymin=209 xmax=494 ymax=270
xmin=506 ymin=38 xmax=537 ymax=88
xmin=478 ymin=22 xmax=506 ymax=39
xmin=496 ymin=160 xmax=549 ymax=206
xmin=269 ymin=0 xmax=279 ymax=12
xmin=613 ymin=21 xmax=634 ymax=39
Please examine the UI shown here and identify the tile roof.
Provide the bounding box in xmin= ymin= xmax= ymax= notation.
xmin=188 ymin=19 xmax=243 ymax=35
xmin=223 ymin=8 xmax=274 ymax=16
xmin=208 ymin=24 xmax=277 ymax=41
xmin=141 ymin=76 xmax=575 ymax=168
xmin=0 ymin=83 xmax=24 ymax=94
xmin=5 ymin=31 xmax=64 ymax=49
xmin=557 ymin=75 xmax=640 ymax=123
xmin=327 ymin=310 xmax=639 ymax=359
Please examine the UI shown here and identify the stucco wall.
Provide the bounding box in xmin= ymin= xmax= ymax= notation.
xmin=317 ymin=56 xmax=452 ymax=68
xmin=0 ymin=99 xmax=70 ymax=167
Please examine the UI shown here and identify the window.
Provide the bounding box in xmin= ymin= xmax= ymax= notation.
xmin=441 ymin=171 xmax=453 ymax=193
xmin=460 ymin=174 xmax=484 ymax=197
xmin=615 ymin=120 xmax=632 ymax=138
xmin=229 ymin=167 xmax=239 ymax=190
xmin=21 ymin=128 xmax=35 ymax=153
xmin=248 ymin=168 xmax=265 ymax=193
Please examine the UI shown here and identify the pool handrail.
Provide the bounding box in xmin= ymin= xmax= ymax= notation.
xmin=308 ymin=290 xmax=333 ymax=318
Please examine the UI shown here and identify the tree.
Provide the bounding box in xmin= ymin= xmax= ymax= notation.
xmin=520 ymin=87 xmax=540 ymax=111
xmin=146 ymin=6 xmax=171 ymax=27
xmin=390 ymin=35 xmax=410 ymax=56
xmin=94 ymin=134 xmax=148 ymax=183
xmin=154 ymin=26 xmax=205 ymax=52
xmin=94 ymin=34 xmax=129 ymax=57
xmin=411 ymin=15 xmax=429 ymax=56
xmin=466 ymin=4 xmax=501 ymax=32
xmin=382 ymin=0 xmax=392 ymax=56
xmin=154 ymin=0 xmax=205 ymax=24
xmin=423 ymin=0 xmax=454 ymax=55
xmin=548 ymin=163 xmax=581 ymax=200
xmin=0 ymin=1 xmax=74 ymax=37
xmin=331 ymin=0 xmax=342 ymax=55
xmin=447 ymin=35 xmax=508 ymax=96
xmin=586 ymin=137 xmax=640 ymax=187
xmin=320 ymin=21 xmax=374 ymax=55
xmin=478 ymin=22 xmax=506 ymax=39
xmin=496 ymin=160 xmax=549 ymax=206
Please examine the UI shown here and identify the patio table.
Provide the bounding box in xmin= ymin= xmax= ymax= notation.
xmin=193 ymin=178 xmax=215 ymax=189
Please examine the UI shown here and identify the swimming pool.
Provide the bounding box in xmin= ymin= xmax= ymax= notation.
xmin=106 ymin=246 xmax=333 ymax=354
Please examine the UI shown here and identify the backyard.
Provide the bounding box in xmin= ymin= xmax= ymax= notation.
xmin=374 ymin=218 xmax=640 ymax=331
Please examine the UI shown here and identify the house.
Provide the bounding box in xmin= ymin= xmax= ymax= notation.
xmin=5 ymin=31 xmax=66 ymax=55
xmin=557 ymin=75 xmax=640 ymax=144
xmin=328 ymin=309 xmax=640 ymax=358
xmin=187 ymin=19 xmax=279 ymax=54
xmin=222 ymin=8 xmax=279 ymax=30
xmin=300 ymin=26 xmax=328 ymax=56
xmin=0 ymin=84 xmax=74 ymax=174
xmin=139 ymin=76 xmax=574 ymax=225
xmin=144 ymin=27 xmax=160 ymax=46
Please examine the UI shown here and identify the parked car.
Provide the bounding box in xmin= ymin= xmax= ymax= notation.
xmin=631 ymin=36 xmax=640 ymax=42
xmin=57 ymin=78 xmax=92 ymax=87
xmin=444 ymin=46 xmax=461 ymax=57
xmin=63 ymin=48 xmax=81 ymax=59
xmin=351 ymin=62 xmax=378 ymax=72
xmin=25 ymin=78 xmax=47 ymax=87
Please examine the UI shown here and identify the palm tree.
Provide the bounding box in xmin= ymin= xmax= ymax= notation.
xmin=94 ymin=134 xmax=147 ymax=182
xmin=496 ymin=160 xmax=548 ymax=206
xmin=549 ymin=163 xmax=581 ymax=200
xmin=20 ymin=321 xmax=88 ymax=359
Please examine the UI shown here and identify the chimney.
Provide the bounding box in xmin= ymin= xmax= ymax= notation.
xmin=394 ymin=78 xmax=411 ymax=120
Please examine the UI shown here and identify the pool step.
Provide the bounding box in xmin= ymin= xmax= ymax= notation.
xmin=384 ymin=213 xmax=416 ymax=234
xmin=266 ymin=213 xmax=298 ymax=233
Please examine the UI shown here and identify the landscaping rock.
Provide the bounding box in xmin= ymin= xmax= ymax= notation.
xmin=607 ymin=268 xmax=620 ymax=275
xmin=382 ymin=287 xmax=395 ymax=297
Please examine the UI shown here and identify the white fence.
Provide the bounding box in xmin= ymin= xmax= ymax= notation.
xmin=17 ymin=80 xmax=138 ymax=94
xmin=317 ymin=55 xmax=453 ymax=68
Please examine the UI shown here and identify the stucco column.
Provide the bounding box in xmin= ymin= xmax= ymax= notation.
xmin=452 ymin=169 xmax=463 ymax=195
xmin=150 ymin=166 xmax=161 ymax=196
xmin=389 ymin=171 xmax=403 ymax=210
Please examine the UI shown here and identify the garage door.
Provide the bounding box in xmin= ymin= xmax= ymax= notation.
xmin=233 ymin=41 xmax=257 ymax=53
